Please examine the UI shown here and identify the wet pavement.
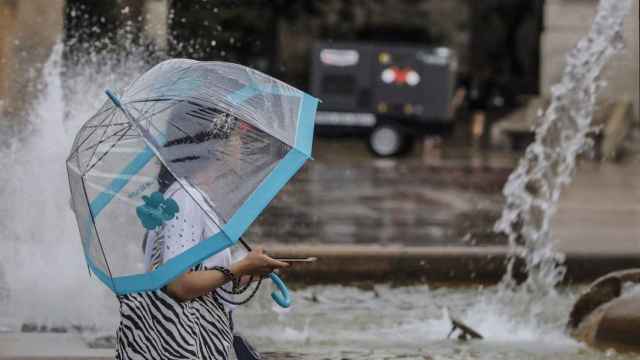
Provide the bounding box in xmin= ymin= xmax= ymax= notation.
xmin=247 ymin=138 xmax=517 ymax=247
xmin=554 ymin=158 xmax=640 ymax=255
xmin=3 ymin=285 xmax=640 ymax=360
xmin=246 ymin=135 xmax=640 ymax=258
xmin=245 ymin=136 xmax=640 ymax=285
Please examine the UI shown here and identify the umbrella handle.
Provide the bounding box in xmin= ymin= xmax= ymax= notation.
xmin=269 ymin=273 xmax=291 ymax=308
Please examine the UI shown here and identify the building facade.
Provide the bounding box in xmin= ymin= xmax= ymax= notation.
xmin=0 ymin=0 xmax=637 ymax=121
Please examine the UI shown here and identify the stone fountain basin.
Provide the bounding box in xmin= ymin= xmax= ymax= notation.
xmin=2 ymin=283 xmax=640 ymax=360
xmin=568 ymin=269 xmax=640 ymax=353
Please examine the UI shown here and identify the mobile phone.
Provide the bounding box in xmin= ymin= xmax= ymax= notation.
xmin=275 ymin=257 xmax=318 ymax=263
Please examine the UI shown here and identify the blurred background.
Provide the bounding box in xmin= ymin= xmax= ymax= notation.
xmin=0 ymin=1 xmax=639 ymax=359
xmin=2 ymin=1 xmax=635 ymax=127
xmin=1 ymin=0 xmax=637 ymax=248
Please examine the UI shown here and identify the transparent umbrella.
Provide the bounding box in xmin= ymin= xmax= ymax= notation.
xmin=66 ymin=59 xmax=318 ymax=307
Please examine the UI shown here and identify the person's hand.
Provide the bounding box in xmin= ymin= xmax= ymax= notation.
xmin=231 ymin=247 xmax=289 ymax=278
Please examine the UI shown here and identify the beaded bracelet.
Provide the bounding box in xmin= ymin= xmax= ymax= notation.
xmin=219 ymin=275 xmax=253 ymax=295
xmin=210 ymin=266 xmax=235 ymax=287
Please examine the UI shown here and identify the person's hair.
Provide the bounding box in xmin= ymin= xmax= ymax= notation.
xmin=157 ymin=101 xmax=237 ymax=193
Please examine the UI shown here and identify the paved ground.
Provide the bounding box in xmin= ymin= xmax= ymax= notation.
xmin=247 ymin=138 xmax=516 ymax=247
xmin=1 ymin=141 xmax=639 ymax=360
xmin=256 ymin=140 xmax=640 ymax=285
xmin=0 ymin=333 xmax=112 ymax=360
xmin=251 ymin=136 xmax=640 ymax=265
xmin=554 ymin=159 xmax=640 ymax=255
xmin=250 ymin=137 xmax=640 ymax=255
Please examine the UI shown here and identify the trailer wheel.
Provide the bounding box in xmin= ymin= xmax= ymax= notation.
xmin=368 ymin=125 xmax=407 ymax=157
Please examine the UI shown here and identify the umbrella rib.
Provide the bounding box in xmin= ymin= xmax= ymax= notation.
xmin=74 ymin=104 xmax=119 ymax=142
xmin=126 ymin=97 xmax=177 ymax=104
xmin=85 ymin=107 xmax=122 ymax=173
xmin=126 ymin=65 xmax=297 ymax=150
xmin=112 ymin=99 xmax=208 ymax=236
xmin=80 ymin=177 xmax=118 ymax=292
xmin=120 ymin=134 xmax=141 ymax=140
xmin=129 ymin=101 xmax=205 ymax=148
xmin=69 ymin=106 xmax=119 ymax=162
xmin=80 ymin=125 xmax=133 ymax=157
xmin=126 ymin=102 xmax=162 ymax=136
xmin=119 ymin=76 xmax=174 ymax=100
xmin=127 ymin=100 xmax=179 ymax=124
xmin=133 ymin=94 xmax=171 ymax=126
xmin=83 ymin=122 xmax=130 ymax=129
xmin=85 ymin=126 xmax=135 ymax=173
xmin=122 ymin=101 xmax=235 ymax=238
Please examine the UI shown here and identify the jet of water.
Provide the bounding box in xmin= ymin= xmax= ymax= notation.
xmin=495 ymin=0 xmax=632 ymax=294
xmin=0 ymin=38 xmax=155 ymax=332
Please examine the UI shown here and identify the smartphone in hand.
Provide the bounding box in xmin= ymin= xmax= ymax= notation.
xmin=274 ymin=257 xmax=317 ymax=263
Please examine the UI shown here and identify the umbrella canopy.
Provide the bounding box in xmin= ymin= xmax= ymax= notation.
xmin=67 ymin=59 xmax=317 ymax=305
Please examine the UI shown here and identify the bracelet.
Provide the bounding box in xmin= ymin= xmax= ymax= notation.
xmin=215 ymin=276 xmax=263 ymax=306
xmin=210 ymin=266 xmax=235 ymax=286
xmin=219 ymin=275 xmax=253 ymax=295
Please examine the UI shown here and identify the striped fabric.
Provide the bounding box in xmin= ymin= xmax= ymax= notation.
xmin=116 ymin=183 xmax=234 ymax=360
xmin=115 ymin=286 xmax=233 ymax=360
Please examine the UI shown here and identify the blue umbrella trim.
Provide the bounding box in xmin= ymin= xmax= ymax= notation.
xmin=82 ymin=90 xmax=317 ymax=295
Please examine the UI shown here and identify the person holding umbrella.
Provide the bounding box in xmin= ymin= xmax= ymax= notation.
xmin=116 ymin=98 xmax=289 ymax=359
xmin=66 ymin=60 xmax=318 ymax=360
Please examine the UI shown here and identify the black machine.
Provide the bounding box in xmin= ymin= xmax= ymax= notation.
xmin=311 ymin=41 xmax=458 ymax=156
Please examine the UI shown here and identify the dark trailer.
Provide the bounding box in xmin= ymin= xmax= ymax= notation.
xmin=311 ymin=41 xmax=458 ymax=156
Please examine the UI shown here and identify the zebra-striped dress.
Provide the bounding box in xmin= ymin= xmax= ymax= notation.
xmin=115 ymin=184 xmax=234 ymax=360
xmin=115 ymin=287 xmax=233 ymax=360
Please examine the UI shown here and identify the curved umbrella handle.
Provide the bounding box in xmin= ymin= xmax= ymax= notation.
xmin=269 ymin=273 xmax=291 ymax=308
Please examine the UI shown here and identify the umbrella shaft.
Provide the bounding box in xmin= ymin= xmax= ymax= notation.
xmin=239 ymin=237 xmax=252 ymax=252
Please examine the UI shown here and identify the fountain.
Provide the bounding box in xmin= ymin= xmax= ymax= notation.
xmin=495 ymin=0 xmax=633 ymax=293
xmin=0 ymin=39 xmax=151 ymax=333
xmin=0 ymin=0 xmax=636 ymax=358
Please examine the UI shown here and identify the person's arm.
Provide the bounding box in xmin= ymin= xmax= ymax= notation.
xmin=165 ymin=247 xmax=288 ymax=302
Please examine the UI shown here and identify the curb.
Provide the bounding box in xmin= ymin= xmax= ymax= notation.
xmin=268 ymin=245 xmax=640 ymax=286
xmin=0 ymin=334 xmax=113 ymax=360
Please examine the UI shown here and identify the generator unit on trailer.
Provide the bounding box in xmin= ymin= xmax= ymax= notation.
xmin=311 ymin=41 xmax=458 ymax=156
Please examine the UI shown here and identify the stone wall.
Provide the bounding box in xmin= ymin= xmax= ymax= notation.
xmin=0 ymin=0 xmax=64 ymax=120
xmin=0 ymin=1 xmax=17 ymax=112
xmin=2 ymin=0 xmax=636 ymax=120
xmin=541 ymin=0 xmax=640 ymax=120
xmin=0 ymin=0 xmax=167 ymax=122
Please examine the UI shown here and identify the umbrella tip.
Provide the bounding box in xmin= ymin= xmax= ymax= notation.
xmin=105 ymin=89 xmax=122 ymax=108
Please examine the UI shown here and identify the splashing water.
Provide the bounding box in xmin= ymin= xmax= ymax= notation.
xmin=494 ymin=0 xmax=632 ymax=294
xmin=0 ymin=39 xmax=153 ymax=331
xmin=0 ymin=1 xmax=634 ymax=356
